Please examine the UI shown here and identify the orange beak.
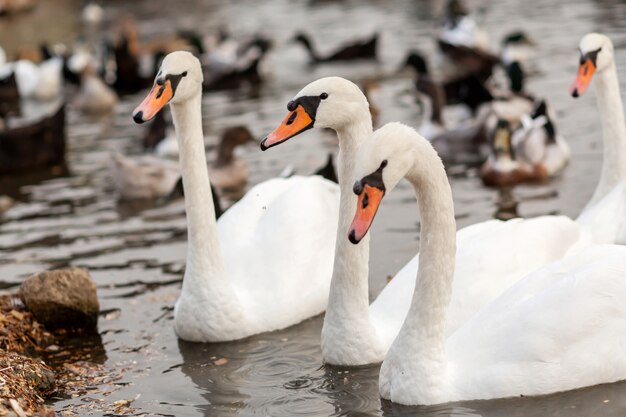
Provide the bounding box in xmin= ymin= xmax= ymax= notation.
xmin=260 ymin=105 xmax=314 ymax=150
xmin=348 ymin=184 xmax=385 ymax=244
xmin=571 ymin=58 xmax=596 ymax=98
xmin=133 ymin=80 xmax=175 ymax=124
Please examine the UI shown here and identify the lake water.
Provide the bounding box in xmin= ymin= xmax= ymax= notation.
xmin=1 ymin=0 xmax=625 ymax=415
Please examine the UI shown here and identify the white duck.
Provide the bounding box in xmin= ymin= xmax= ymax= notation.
xmin=75 ymin=65 xmax=118 ymax=114
xmin=348 ymin=122 xmax=626 ymax=405
xmin=0 ymin=57 xmax=63 ymax=101
xmin=110 ymin=152 xmax=180 ymax=200
xmin=571 ymin=33 xmax=626 ymax=244
xmin=261 ymin=73 xmax=626 ymax=366
xmin=132 ymin=51 xmax=339 ymax=342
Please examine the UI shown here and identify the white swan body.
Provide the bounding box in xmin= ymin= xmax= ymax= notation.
xmin=261 ymin=77 xmax=589 ymax=366
xmin=133 ymin=51 xmax=339 ymax=341
xmin=348 ymin=123 xmax=626 ymax=405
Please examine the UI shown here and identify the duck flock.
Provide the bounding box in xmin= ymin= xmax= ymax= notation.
xmin=2 ymin=0 xmax=626 ymax=409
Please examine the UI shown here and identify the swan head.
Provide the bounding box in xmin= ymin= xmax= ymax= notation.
xmin=133 ymin=51 xmax=203 ymax=124
xmin=349 ymin=123 xmax=418 ymax=244
xmin=571 ymin=33 xmax=614 ymax=98
xmin=260 ymin=76 xmax=370 ymax=150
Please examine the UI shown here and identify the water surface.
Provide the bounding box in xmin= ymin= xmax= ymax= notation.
xmin=1 ymin=0 xmax=625 ymax=415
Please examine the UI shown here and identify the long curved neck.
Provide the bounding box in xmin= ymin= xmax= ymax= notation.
xmin=387 ymin=143 xmax=456 ymax=397
xmin=588 ymin=61 xmax=626 ymax=207
xmin=322 ymin=112 xmax=376 ymax=357
xmin=169 ymin=94 xmax=227 ymax=295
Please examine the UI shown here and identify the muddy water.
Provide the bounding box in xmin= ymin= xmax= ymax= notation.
xmin=1 ymin=0 xmax=625 ymax=415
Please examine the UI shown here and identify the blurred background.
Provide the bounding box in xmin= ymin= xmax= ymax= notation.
xmin=0 ymin=0 xmax=625 ymax=415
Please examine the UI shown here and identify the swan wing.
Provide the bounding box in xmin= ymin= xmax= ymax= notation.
xmin=217 ymin=175 xmax=340 ymax=328
xmin=446 ymin=244 xmax=626 ymax=401
xmin=371 ymin=215 xmax=581 ymax=349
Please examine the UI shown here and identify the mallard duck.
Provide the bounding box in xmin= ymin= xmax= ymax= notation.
xmin=210 ymin=126 xmax=253 ymax=190
xmin=293 ymin=32 xmax=378 ymax=63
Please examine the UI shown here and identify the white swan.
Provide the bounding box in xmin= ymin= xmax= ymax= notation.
xmin=261 ymin=73 xmax=624 ymax=366
xmin=132 ymin=51 xmax=339 ymax=342
xmin=348 ymin=122 xmax=626 ymax=405
xmin=571 ymin=33 xmax=626 ymax=244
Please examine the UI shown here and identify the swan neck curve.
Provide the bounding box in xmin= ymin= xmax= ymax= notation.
xmin=170 ymin=94 xmax=227 ymax=291
xmin=588 ymin=60 xmax=626 ymax=207
xmin=322 ymin=113 xmax=382 ymax=364
xmin=385 ymin=142 xmax=457 ymax=400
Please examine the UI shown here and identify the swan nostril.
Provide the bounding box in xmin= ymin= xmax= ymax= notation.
xmin=286 ymin=111 xmax=298 ymax=126
xmin=348 ymin=229 xmax=359 ymax=244
xmin=362 ymin=192 xmax=369 ymax=209
xmin=133 ymin=111 xmax=145 ymax=124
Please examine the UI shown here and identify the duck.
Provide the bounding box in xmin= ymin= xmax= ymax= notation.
xmin=115 ymin=124 xmax=253 ymax=198
xmin=438 ymin=0 xmax=489 ymax=52
xmin=479 ymin=118 xmax=545 ymax=186
xmin=74 ymin=64 xmax=118 ymax=114
xmin=106 ymin=18 xmax=151 ymax=93
xmin=501 ymin=30 xmax=535 ymax=69
xmin=292 ymin=32 xmax=378 ymax=63
xmin=506 ymin=99 xmax=570 ymax=181
xmin=0 ymin=56 xmax=63 ymax=101
xmin=132 ymin=51 xmax=339 ymax=342
xmin=110 ymin=153 xmax=179 ymax=200
xmin=348 ymin=122 xmax=626 ymax=405
xmin=210 ymin=126 xmax=253 ymax=190
xmin=0 ymin=101 xmax=66 ymax=174
xmin=260 ymin=75 xmax=626 ymax=366
xmin=402 ymin=51 xmax=495 ymax=117
xmin=201 ymin=35 xmax=272 ymax=91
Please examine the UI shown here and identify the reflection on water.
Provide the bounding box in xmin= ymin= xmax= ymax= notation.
xmin=1 ymin=0 xmax=626 ymax=415
xmin=383 ymin=380 xmax=626 ymax=417
xmin=177 ymin=317 xmax=381 ymax=416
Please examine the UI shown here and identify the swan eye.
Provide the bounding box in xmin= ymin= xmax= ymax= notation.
xmin=320 ymin=93 xmax=328 ymax=100
xmin=182 ymin=71 xmax=188 ymax=77
xmin=381 ymin=160 xmax=388 ymax=168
